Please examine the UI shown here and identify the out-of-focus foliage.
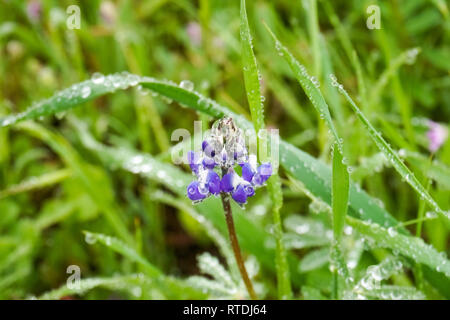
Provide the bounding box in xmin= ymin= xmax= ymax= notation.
xmin=0 ymin=0 xmax=449 ymax=300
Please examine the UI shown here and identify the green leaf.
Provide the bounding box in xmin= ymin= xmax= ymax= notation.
xmin=332 ymin=143 xmax=349 ymax=241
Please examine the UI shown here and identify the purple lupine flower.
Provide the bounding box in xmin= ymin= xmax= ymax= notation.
xmin=427 ymin=121 xmax=448 ymax=153
xmin=186 ymin=117 xmax=273 ymax=206
xmin=187 ymin=181 xmax=207 ymax=201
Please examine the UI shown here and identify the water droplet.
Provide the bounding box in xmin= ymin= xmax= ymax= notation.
xmin=387 ymin=227 xmax=397 ymax=237
xmin=84 ymin=233 xmax=97 ymax=245
xmin=179 ymin=80 xmax=194 ymax=91
xmin=81 ymin=86 xmax=91 ymax=99
xmin=91 ymin=72 xmax=105 ymax=84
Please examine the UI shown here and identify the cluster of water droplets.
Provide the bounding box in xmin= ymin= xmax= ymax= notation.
xmin=405 ymin=47 xmax=420 ymax=65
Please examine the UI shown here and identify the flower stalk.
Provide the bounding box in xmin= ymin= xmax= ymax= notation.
xmin=220 ymin=191 xmax=257 ymax=300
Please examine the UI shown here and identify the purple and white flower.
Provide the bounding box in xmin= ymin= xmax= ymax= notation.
xmin=427 ymin=121 xmax=448 ymax=153
xmin=186 ymin=117 xmax=272 ymax=205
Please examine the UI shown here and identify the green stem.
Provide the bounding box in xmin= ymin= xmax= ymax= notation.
xmin=413 ymin=154 xmax=433 ymax=290
xmin=332 ymin=270 xmax=338 ymax=300
xmin=220 ymin=193 xmax=257 ymax=300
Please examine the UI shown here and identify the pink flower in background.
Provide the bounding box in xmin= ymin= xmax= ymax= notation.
xmin=100 ymin=1 xmax=117 ymax=26
xmin=186 ymin=22 xmax=202 ymax=46
xmin=427 ymin=121 xmax=448 ymax=153
xmin=26 ymin=0 xmax=41 ymax=22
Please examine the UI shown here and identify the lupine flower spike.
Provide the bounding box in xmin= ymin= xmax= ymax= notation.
xmin=186 ymin=117 xmax=272 ymax=206
xmin=186 ymin=117 xmax=271 ymax=300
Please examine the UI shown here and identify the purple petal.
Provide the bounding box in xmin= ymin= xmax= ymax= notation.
xmin=202 ymin=157 xmax=216 ymax=169
xmin=187 ymin=181 xmax=207 ymax=201
xmin=206 ymin=170 xmax=221 ymax=195
xmin=220 ymin=173 xmax=235 ymax=192
xmin=258 ymin=163 xmax=272 ymax=177
xmin=202 ymin=140 xmax=215 ymax=158
xmin=232 ymin=184 xmax=247 ymax=204
xmin=240 ymin=162 xmax=255 ymax=182
xmin=188 ymin=151 xmax=200 ymax=173
xmin=252 ymin=163 xmax=272 ymax=186
xmin=243 ymin=184 xmax=255 ymax=197
xmin=187 ymin=150 xmax=197 ymax=164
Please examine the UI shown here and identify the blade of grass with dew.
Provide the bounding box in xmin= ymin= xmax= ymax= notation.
xmin=332 ymin=144 xmax=349 ymax=241
xmin=83 ymin=231 xmax=160 ymax=277
xmin=240 ymin=0 xmax=264 ymax=136
xmin=263 ymin=23 xmax=343 ymax=153
xmin=331 ymin=75 xmax=450 ymax=226
xmin=83 ymin=231 xmax=205 ymax=299
xmin=241 ymin=0 xmax=291 ymax=299
xmin=263 ymin=24 xmax=352 ymax=297
xmin=0 ymin=168 xmax=72 ymax=199
xmin=331 ymin=143 xmax=350 ymax=298
xmin=37 ymin=275 xmax=156 ymax=300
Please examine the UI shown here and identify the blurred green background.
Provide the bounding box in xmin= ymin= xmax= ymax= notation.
xmin=0 ymin=0 xmax=449 ymax=299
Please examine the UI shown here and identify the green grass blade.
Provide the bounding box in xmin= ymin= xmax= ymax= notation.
xmin=331 ymin=75 xmax=449 ymax=225
xmin=83 ymin=231 xmax=205 ymax=298
xmin=83 ymin=231 xmax=160 ymax=277
xmin=240 ymin=0 xmax=264 ymax=135
xmin=332 ymin=143 xmax=349 ymax=241
xmin=0 ymin=168 xmax=71 ymax=199
xmin=263 ymin=23 xmax=343 ymax=153
xmin=331 ymin=143 xmax=350 ymax=299
xmin=38 ymin=275 xmax=153 ymax=300
xmin=240 ymin=0 xmax=291 ymax=300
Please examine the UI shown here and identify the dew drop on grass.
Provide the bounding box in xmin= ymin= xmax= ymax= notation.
xmin=310 ymin=76 xmax=320 ymax=88
xmin=132 ymin=286 xmax=142 ymax=298
xmin=81 ymin=86 xmax=91 ymax=99
xmin=91 ymin=72 xmax=105 ymax=84
xmin=84 ymin=233 xmax=97 ymax=245
xmin=387 ymin=227 xmax=397 ymax=237
xmin=179 ymin=80 xmax=194 ymax=91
